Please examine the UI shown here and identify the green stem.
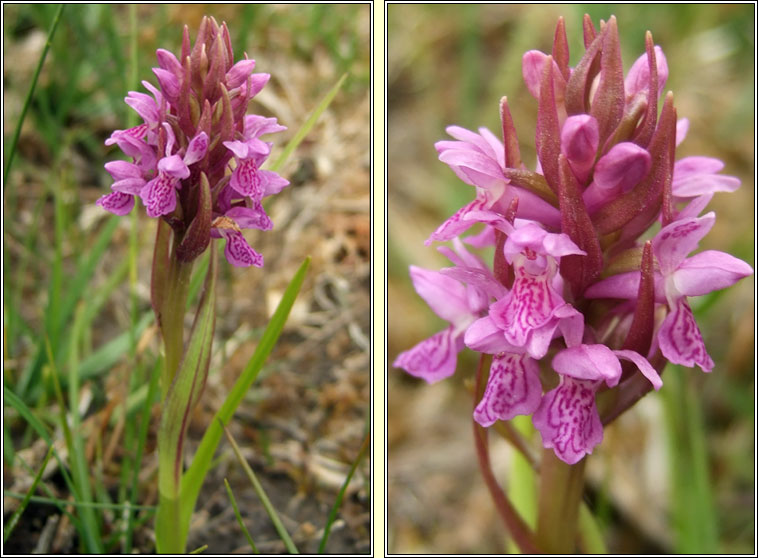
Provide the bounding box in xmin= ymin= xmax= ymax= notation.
xmin=155 ymin=491 xmax=183 ymax=553
xmin=536 ymin=449 xmax=586 ymax=553
xmin=160 ymin=240 xmax=194 ymax=401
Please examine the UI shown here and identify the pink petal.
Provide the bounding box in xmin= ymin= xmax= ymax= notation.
xmin=522 ymin=50 xmax=566 ymax=102
xmin=140 ymin=174 xmax=177 ymax=217
xmin=584 ymin=271 xmax=640 ymax=299
xmin=244 ymin=114 xmax=287 ymax=139
xmin=672 ymin=250 xmax=753 ymax=296
xmin=438 ymin=148 xmax=505 ymax=188
xmin=625 ymin=45 xmax=668 ymax=98
xmin=393 ymin=326 xmax=464 ymax=383
xmin=156 ymin=48 xmax=182 ymax=75
xmin=443 ymin=125 xmax=501 ymax=165
xmin=226 ymin=58 xmax=257 ymax=89
xmin=111 ymin=177 xmax=146 ymax=195
xmin=158 ymin=154 xmax=190 ymax=179
xmin=474 ymin=353 xmax=543 ymax=426
xmin=672 ymin=173 xmax=741 ymax=197
xmin=674 ymin=192 xmax=713 ymax=220
xmin=96 ymin=191 xmax=134 ymax=216
xmin=674 ymin=156 xmax=725 ymax=178
xmin=229 ymin=158 xmax=264 ymax=201
xmin=259 ymin=170 xmax=290 ymax=197
xmin=613 ymin=349 xmax=662 ymax=390
xmin=657 ymin=296 xmax=714 ymax=372
xmin=464 ymin=316 xmax=514 ymax=354
xmin=409 ymin=266 xmax=470 ymax=325
xmin=152 ymin=68 xmax=180 ymax=101
xmin=425 ymin=199 xmax=489 ymax=245
xmin=653 ymin=212 xmax=715 ymax=275
xmin=560 ymin=114 xmax=599 ymax=182
xmin=222 ymin=230 xmax=263 ymax=267
xmin=224 ymin=140 xmax=250 ymax=159
xmin=125 ymin=91 xmax=159 ymax=125
xmin=532 ymin=377 xmax=603 ymax=465
xmin=675 ymin=118 xmax=689 ymax=146
xmin=183 ymin=132 xmax=208 ymax=166
xmin=104 ymin=160 xmax=142 ymax=180
xmin=594 ymin=142 xmax=651 ymax=191
xmin=552 ymin=344 xmax=622 ymax=386
xmin=246 ymin=73 xmax=270 ymax=98
xmin=225 ymin=205 xmax=273 ymax=231
xmin=489 ymin=268 xmax=563 ymax=350
xmin=463 ymin=225 xmax=496 ymax=248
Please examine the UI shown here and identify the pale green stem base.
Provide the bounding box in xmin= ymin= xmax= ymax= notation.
xmin=155 ymin=239 xmax=194 ymax=553
xmin=536 ymin=449 xmax=586 ymax=553
xmin=155 ymin=491 xmax=184 ymax=553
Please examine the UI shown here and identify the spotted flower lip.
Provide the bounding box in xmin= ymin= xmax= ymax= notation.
xmin=99 ymin=16 xmax=288 ymax=267
xmin=395 ymin=14 xmax=753 ymax=465
xmin=532 ymin=344 xmax=661 ymax=464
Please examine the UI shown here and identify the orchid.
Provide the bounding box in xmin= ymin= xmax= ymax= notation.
xmin=95 ymin=17 xmax=298 ymax=553
xmin=99 ymin=18 xmax=288 ymax=267
xmin=394 ymin=13 xmax=752 ymax=553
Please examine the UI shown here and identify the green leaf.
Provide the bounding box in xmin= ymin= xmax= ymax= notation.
xmin=270 ymin=75 xmax=347 ymax=173
xmin=179 ymin=257 xmax=310 ymax=547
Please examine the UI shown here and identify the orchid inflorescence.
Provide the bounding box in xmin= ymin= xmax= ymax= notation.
xmin=394 ymin=15 xmax=752 ymax=465
xmin=98 ymin=15 xmax=288 ymax=267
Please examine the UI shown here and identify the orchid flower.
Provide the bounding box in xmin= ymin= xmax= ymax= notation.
xmin=396 ymin=15 xmax=753 ymax=481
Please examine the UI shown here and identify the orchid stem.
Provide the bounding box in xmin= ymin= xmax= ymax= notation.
xmin=536 ymin=449 xmax=586 ymax=553
xmin=159 ymin=236 xmax=194 ymax=401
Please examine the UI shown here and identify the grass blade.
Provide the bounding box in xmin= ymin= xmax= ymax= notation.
xmin=3 ymin=5 xmax=65 ymax=188
xmin=123 ymin=357 xmax=162 ymax=552
xmin=223 ymin=424 xmax=299 ymax=554
xmin=17 ymin=215 xmax=121 ymax=400
xmin=3 ymin=444 xmax=55 ymax=542
xmin=1 ymin=492 xmax=155 ymax=511
xmin=3 ymin=386 xmax=75 ymax=493
xmin=269 ymin=74 xmax=347 ymax=173
xmin=318 ymin=432 xmax=369 ymax=553
xmin=45 ymin=336 xmax=103 ymax=553
xmin=224 ymin=478 xmax=259 ymax=553
xmin=662 ymin=365 xmax=719 ymax=552
xmin=179 ymin=257 xmax=310 ymax=541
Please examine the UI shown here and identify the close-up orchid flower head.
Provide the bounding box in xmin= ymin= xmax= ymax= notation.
xmin=99 ymin=15 xmax=288 ymax=268
xmin=388 ymin=5 xmax=754 ymax=554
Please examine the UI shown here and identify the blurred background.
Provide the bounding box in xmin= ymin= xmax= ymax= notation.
xmin=388 ymin=4 xmax=754 ymax=554
xmin=4 ymin=4 xmax=369 ymax=553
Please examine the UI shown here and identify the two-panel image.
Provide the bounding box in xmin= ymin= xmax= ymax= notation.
xmin=1 ymin=3 xmax=754 ymax=556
